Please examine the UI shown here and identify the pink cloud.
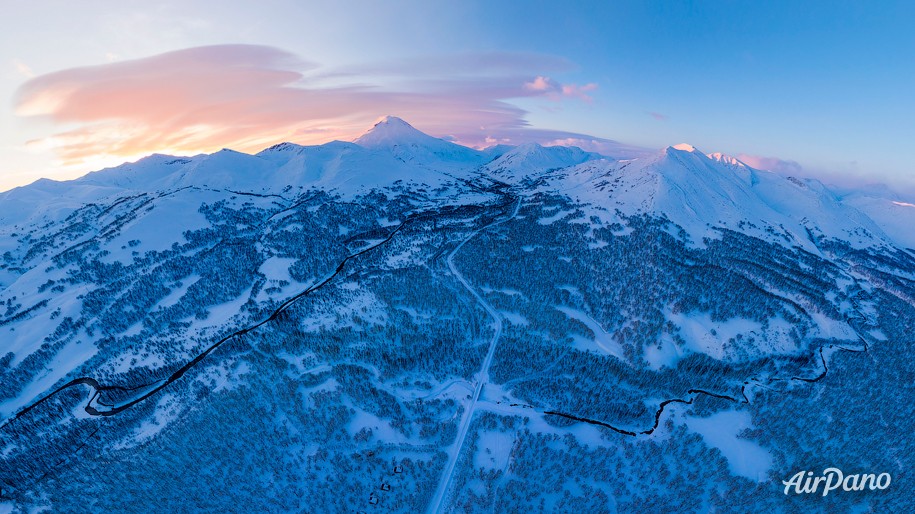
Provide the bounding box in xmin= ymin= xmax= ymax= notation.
xmin=560 ymin=82 xmax=598 ymax=102
xmin=737 ymin=153 xmax=803 ymax=175
xmin=647 ymin=111 xmax=668 ymax=121
xmin=523 ymin=75 xmax=598 ymax=102
xmin=15 ymin=45 xmax=622 ymax=165
xmin=735 ymin=153 xmax=915 ymax=191
xmin=451 ymin=127 xmax=653 ymax=159
xmin=523 ymin=75 xmax=556 ymax=91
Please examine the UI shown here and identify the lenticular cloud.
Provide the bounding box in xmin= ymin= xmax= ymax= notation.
xmin=15 ymin=44 xmax=638 ymax=164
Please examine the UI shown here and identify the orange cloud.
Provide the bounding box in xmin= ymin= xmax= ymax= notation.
xmin=15 ymin=45 xmax=630 ymax=166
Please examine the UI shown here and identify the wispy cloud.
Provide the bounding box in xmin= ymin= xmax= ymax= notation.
xmin=560 ymin=83 xmax=598 ymax=102
xmin=11 ymin=59 xmax=35 ymax=78
xmin=647 ymin=111 xmax=668 ymax=121
xmin=14 ymin=44 xmax=637 ymax=166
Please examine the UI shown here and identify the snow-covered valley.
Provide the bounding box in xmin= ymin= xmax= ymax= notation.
xmin=0 ymin=117 xmax=912 ymax=512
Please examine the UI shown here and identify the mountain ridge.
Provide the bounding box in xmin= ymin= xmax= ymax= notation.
xmin=1 ymin=116 xmax=913 ymax=250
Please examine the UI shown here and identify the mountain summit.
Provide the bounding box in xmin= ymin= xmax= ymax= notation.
xmin=353 ymin=115 xmax=485 ymax=168
xmin=353 ymin=116 xmax=435 ymax=148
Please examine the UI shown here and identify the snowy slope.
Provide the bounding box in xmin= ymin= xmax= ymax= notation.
xmin=545 ymin=143 xmax=909 ymax=252
xmin=840 ymin=192 xmax=915 ymax=250
xmin=482 ymin=142 xmax=602 ymax=182
xmin=353 ymin=116 xmax=487 ymax=174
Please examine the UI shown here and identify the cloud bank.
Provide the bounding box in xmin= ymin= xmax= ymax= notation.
xmin=736 ymin=154 xmax=803 ymax=175
xmin=15 ymin=44 xmax=649 ymax=166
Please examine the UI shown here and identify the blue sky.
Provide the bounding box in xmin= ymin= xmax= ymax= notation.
xmin=2 ymin=0 xmax=913 ymax=190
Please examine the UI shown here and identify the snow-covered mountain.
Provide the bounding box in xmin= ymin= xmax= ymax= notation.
xmin=1 ymin=117 xmax=912 ymax=512
xmin=4 ymin=117 xmax=910 ymax=250
xmin=354 ymin=115 xmax=485 ymax=165
xmin=482 ymin=142 xmax=602 ymax=182
xmin=547 ymin=143 xmax=915 ymax=251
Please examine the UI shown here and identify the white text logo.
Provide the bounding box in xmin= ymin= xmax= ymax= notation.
xmin=782 ymin=468 xmax=891 ymax=496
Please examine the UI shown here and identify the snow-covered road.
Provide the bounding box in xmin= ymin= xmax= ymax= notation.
xmin=427 ymin=196 xmax=521 ymax=514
